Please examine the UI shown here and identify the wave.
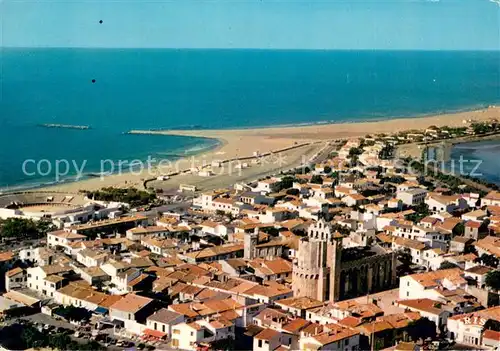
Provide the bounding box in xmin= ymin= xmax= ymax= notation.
xmin=0 ymin=175 xmax=86 ymax=194
xmin=181 ymin=141 xmax=221 ymax=155
xmin=140 ymin=125 xmax=205 ymax=131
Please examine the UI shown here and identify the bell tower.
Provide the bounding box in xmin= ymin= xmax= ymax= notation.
xmin=329 ymin=236 xmax=343 ymax=302
xmin=244 ymin=228 xmax=259 ymax=259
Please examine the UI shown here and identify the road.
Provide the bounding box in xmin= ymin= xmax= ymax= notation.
xmin=136 ymin=201 xmax=192 ymax=219
xmin=5 ymin=313 xmax=134 ymax=351
xmin=309 ymin=141 xmax=339 ymax=165
xmin=443 ymin=342 xmax=485 ymax=350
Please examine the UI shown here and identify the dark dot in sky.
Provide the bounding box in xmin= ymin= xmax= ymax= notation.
xmin=92 ymin=79 xmax=96 ymax=83
xmin=99 ymin=20 xmax=103 ymax=24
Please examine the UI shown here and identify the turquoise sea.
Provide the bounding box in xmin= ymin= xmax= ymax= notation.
xmin=1 ymin=49 xmax=500 ymax=189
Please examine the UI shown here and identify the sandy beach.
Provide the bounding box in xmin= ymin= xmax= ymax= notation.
xmin=38 ymin=106 xmax=500 ymax=193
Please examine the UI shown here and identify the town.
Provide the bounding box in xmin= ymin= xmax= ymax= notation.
xmin=0 ymin=120 xmax=499 ymax=351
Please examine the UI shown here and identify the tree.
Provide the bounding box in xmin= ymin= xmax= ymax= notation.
xmin=472 ymin=122 xmax=493 ymax=135
xmin=407 ymin=317 xmax=437 ymax=341
xmin=260 ymin=227 xmax=280 ymax=237
xmin=484 ymin=319 xmax=500 ymax=332
xmin=21 ymin=325 xmax=47 ymax=349
xmin=274 ymin=176 xmax=295 ymax=192
xmin=323 ymin=166 xmax=332 ymax=174
xmin=407 ymin=203 xmax=430 ymax=223
xmin=439 ymin=261 xmax=459 ymax=270
xmin=475 ymin=254 xmax=499 ymax=268
xmin=286 ymin=188 xmax=300 ymax=196
xmin=398 ymin=251 xmax=413 ymax=268
xmin=54 ymin=305 xmax=91 ymax=322
xmin=78 ymin=340 xmax=105 ymax=350
xmin=379 ymin=145 xmax=395 ymax=160
xmin=485 ymin=270 xmax=500 ymax=291
xmin=348 ymin=147 xmax=363 ymax=158
xmin=48 ymin=333 xmax=72 ymax=350
xmin=452 ymin=222 xmax=465 ymax=237
xmin=84 ymin=187 xmax=156 ymax=207
xmin=0 ymin=218 xmax=44 ymax=239
xmin=310 ymin=175 xmax=323 ymax=184
xmin=210 ymin=336 xmax=234 ymax=350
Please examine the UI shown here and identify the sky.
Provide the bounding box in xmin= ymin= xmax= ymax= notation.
xmin=1 ymin=0 xmax=500 ymax=50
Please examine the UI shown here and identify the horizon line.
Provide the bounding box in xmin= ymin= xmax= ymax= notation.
xmin=2 ymin=46 xmax=500 ymax=52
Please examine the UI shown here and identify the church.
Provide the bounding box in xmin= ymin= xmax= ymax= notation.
xmin=292 ymin=219 xmax=397 ymax=302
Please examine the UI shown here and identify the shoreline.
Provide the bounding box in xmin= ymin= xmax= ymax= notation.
xmin=0 ymin=138 xmax=225 ymax=195
xmin=134 ymin=102 xmax=498 ymax=132
xmin=3 ymin=105 xmax=499 ymax=194
xmin=129 ymin=105 xmax=500 ymax=141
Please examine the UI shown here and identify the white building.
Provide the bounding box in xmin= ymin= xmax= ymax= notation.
xmin=399 ymin=268 xmax=467 ymax=301
xmin=480 ymin=191 xmax=500 ymax=207
xmin=199 ymin=221 xmax=230 ymax=237
xmin=146 ymin=308 xmax=185 ymax=337
xmin=299 ymin=325 xmax=360 ymax=351
xmin=425 ymin=194 xmax=468 ymax=214
xmin=47 ymin=230 xmax=86 ymax=250
xmin=396 ymin=298 xmax=451 ymax=330
xmin=109 ymin=294 xmax=155 ymax=335
xmin=5 ymin=267 xmax=26 ymax=292
xmin=76 ymin=249 xmax=109 ymax=267
xmin=171 ymin=319 xmax=235 ymax=350
xmin=19 ymin=247 xmax=55 ymax=266
xmin=447 ymin=306 xmax=500 ymax=347
xmin=126 ymin=226 xmax=170 ymax=241
xmin=397 ymin=189 xmax=428 ymax=206
xmin=27 ymin=264 xmax=72 ymax=297
xmin=255 ymin=179 xmax=279 ymax=194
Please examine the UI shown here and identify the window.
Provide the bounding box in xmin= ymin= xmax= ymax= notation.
xmin=345 ymin=338 xmax=349 ymax=346
xmin=258 ymin=340 xmax=263 ymax=348
xmin=173 ymin=329 xmax=180 ymax=335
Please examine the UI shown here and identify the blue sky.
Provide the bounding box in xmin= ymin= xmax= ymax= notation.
xmin=1 ymin=0 xmax=499 ymax=50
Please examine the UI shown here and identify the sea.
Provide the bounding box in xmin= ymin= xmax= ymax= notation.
xmin=1 ymin=49 xmax=500 ymax=190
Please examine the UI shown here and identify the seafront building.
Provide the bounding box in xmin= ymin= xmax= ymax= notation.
xmin=1 ymin=132 xmax=499 ymax=350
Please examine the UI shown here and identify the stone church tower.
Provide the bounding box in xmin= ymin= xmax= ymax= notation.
xmin=243 ymin=228 xmax=259 ymax=259
xmin=293 ymin=219 xmax=342 ymax=302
